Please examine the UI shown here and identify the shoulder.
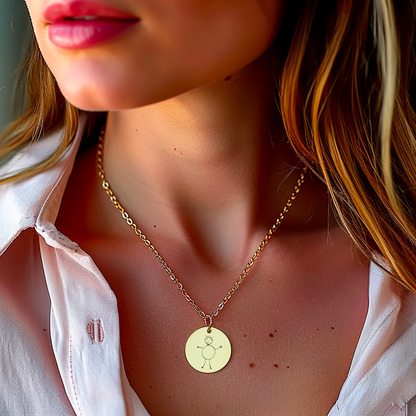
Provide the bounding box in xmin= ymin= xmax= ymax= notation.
xmin=0 ymin=121 xmax=85 ymax=255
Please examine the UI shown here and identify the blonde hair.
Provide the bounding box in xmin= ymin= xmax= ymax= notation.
xmin=1 ymin=0 xmax=416 ymax=291
xmin=280 ymin=0 xmax=416 ymax=291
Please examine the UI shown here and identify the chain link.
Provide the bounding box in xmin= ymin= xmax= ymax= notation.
xmin=97 ymin=133 xmax=307 ymax=327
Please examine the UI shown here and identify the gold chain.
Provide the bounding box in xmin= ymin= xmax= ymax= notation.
xmin=97 ymin=132 xmax=307 ymax=328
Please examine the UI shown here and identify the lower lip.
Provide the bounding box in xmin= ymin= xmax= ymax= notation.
xmin=48 ymin=19 xmax=139 ymax=49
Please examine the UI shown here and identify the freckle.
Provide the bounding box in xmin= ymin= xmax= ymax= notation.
xmin=331 ymin=326 xmax=335 ymax=329
xmin=243 ymin=334 xmax=247 ymax=337
xmin=249 ymin=363 xmax=255 ymax=368
xmin=316 ymin=328 xmax=319 ymax=331
xmin=154 ymin=225 xmax=156 ymax=228
xmin=274 ymin=329 xmax=277 ymax=332
xmin=269 ymin=333 xmax=274 ymax=338
xmin=269 ymin=279 xmax=272 ymax=283
xmin=224 ymin=75 xmax=232 ymax=81
xmin=174 ymin=355 xmax=178 ymax=358
xmin=174 ymin=148 xmax=176 ymax=151
xmin=287 ymin=366 xmax=290 ymax=369
xmin=149 ymin=386 xmax=152 ymax=389
xmin=168 ymin=396 xmax=171 ymax=399
xmin=274 ymin=364 xmax=278 ymax=368
xmin=180 ymin=152 xmax=183 ymax=155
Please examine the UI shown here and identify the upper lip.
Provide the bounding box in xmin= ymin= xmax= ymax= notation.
xmin=42 ymin=0 xmax=139 ymax=23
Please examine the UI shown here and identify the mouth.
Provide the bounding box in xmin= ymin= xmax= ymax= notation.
xmin=43 ymin=1 xmax=140 ymax=49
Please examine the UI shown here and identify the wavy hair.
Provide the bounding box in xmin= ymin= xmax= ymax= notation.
xmin=1 ymin=0 xmax=416 ymax=291
xmin=280 ymin=0 xmax=416 ymax=291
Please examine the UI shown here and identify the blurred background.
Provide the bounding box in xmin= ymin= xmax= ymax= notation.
xmin=0 ymin=0 xmax=31 ymax=133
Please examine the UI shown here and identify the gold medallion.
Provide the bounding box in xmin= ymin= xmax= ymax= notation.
xmin=185 ymin=326 xmax=232 ymax=373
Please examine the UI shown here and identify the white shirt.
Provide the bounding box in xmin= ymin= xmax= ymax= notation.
xmin=1 ymin=120 xmax=416 ymax=416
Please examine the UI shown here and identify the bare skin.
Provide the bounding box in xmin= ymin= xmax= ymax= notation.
xmin=57 ymin=145 xmax=368 ymax=416
xmin=56 ymin=52 xmax=369 ymax=415
xmin=25 ymin=0 xmax=369 ymax=412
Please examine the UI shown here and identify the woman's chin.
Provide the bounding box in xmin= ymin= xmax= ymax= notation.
xmin=58 ymin=77 xmax=197 ymax=111
xmin=59 ymin=86 xmax=154 ymax=112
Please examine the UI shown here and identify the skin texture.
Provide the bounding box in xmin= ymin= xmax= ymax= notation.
xmin=25 ymin=0 xmax=370 ymax=414
xmin=28 ymin=0 xmax=284 ymax=109
xmin=26 ymin=0 xmax=294 ymax=264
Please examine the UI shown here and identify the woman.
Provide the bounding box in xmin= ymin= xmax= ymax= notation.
xmin=0 ymin=0 xmax=415 ymax=415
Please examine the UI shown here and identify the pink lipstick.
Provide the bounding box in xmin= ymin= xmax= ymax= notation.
xmin=43 ymin=1 xmax=139 ymax=49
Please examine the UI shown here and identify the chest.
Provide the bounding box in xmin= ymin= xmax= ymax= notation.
xmin=83 ymin=236 xmax=369 ymax=416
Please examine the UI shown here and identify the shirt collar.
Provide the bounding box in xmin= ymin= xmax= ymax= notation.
xmin=0 ymin=118 xmax=85 ymax=255
xmin=331 ymin=263 xmax=416 ymax=414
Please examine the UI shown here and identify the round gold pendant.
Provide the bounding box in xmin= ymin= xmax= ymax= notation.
xmin=185 ymin=326 xmax=232 ymax=373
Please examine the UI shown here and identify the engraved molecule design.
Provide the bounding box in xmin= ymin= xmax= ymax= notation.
xmin=197 ymin=334 xmax=222 ymax=369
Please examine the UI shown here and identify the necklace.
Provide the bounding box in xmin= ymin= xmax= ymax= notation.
xmin=97 ymin=131 xmax=307 ymax=373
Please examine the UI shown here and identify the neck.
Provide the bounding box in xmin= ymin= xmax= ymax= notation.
xmin=98 ymin=53 xmax=322 ymax=266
